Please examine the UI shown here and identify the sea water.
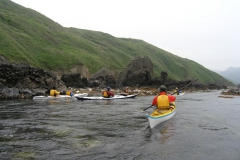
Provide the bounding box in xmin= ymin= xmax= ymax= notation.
xmin=0 ymin=90 xmax=240 ymax=159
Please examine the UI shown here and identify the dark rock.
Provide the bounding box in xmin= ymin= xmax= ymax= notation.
xmin=90 ymin=67 xmax=114 ymax=79
xmin=0 ymin=62 xmax=67 ymax=99
xmin=81 ymin=77 xmax=89 ymax=86
xmin=208 ymin=84 xmax=219 ymax=89
xmin=151 ymin=71 xmax=169 ymax=86
xmin=1 ymin=87 xmax=19 ymax=99
xmin=116 ymin=56 xmax=153 ymax=87
xmin=121 ymin=70 xmax=151 ymax=87
xmin=88 ymin=68 xmax=116 ymax=88
xmin=61 ymin=73 xmax=86 ymax=88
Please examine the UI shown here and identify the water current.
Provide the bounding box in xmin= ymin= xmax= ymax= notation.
xmin=0 ymin=90 xmax=240 ymax=160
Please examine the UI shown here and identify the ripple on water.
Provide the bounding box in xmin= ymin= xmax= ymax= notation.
xmin=1 ymin=92 xmax=240 ymax=160
xmin=198 ymin=125 xmax=228 ymax=131
xmin=14 ymin=151 xmax=35 ymax=159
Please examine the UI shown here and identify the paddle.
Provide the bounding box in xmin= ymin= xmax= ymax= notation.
xmin=142 ymin=79 xmax=198 ymax=111
xmin=142 ymin=105 xmax=154 ymax=111
xmin=170 ymin=79 xmax=198 ymax=95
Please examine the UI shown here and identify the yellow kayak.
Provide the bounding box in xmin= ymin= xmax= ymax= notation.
xmin=146 ymin=104 xmax=176 ymax=129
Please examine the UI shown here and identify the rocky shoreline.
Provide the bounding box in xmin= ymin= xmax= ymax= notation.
xmin=0 ymin=85 xmax=220 ymax=100
xmin=0 ymin=58 xmax=227 ymax=99
xmin=220 ymin=89 xmax=240 ymax=96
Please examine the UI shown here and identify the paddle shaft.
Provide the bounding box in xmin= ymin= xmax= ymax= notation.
xmin=142 ymin=105 xmax=153 ymax=111
xmin=171 ymin=79 xmax=198 ymax=95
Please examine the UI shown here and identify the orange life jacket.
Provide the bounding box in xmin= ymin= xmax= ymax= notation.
xmin=50 ymin=89 xmax=60 ymax=96
xmin=157 ymin=94 xmax=170 ymax=109
xmin=102 ymin=91 xmax=108 ymax=98
xmin=50 ymin=90 xmax=55 ymax=96
xmin=66 ymin=91 xmax=70 ymax=96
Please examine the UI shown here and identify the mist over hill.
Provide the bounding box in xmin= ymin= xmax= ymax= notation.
xmin=0 ymin=0 xmax=233 ymax=86
xmin=215 ymin=67 xmax=240 ymax=85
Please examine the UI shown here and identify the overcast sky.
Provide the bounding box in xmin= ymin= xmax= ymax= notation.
xmin=11 ymin=0 xmax=240 ymax=71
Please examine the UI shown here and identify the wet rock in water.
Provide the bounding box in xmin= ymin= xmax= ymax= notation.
xmin=221 ymin=89 xmax=240 ymax=96
xmin=1 ymin=87 xmax=19 ymax=99
xmin=218 ymin=95 xmax=233 ymax=98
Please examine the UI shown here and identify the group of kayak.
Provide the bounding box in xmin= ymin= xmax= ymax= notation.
xmin=32 ymin=86 xmax=138 ymax=100
xmin=33 ymin=87 xmax=88 ymax=100
xmin=74 ymin=86 xmax=138 ymax=100
xmin=32 ymin=93 xmax=89 ymax=100
xmin=33 ymin=85 xmax=187 ymax=129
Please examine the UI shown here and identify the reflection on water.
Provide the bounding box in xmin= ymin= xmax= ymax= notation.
xmin=159 ymin=123 xmax=175 ymax=144
xmin=1 ymin=91 xmax=240 ymax=159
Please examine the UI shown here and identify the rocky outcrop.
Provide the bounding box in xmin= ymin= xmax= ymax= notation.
xmin=116 ymin=56 xmax=153 ymax=87
xmin=61 ymin=73 xmax=89 ymax=88
xmin=221 ymin=89 xmax=240 ymax=95
xmin=88 ymin=67 xmax=116 ymax=88
xmin=60 ymin=56 xmax=154 ymax=89
xmin=0 ymin=62 xmax=66 ymax=99
xmin=60 ymin=67 xmax=116 ymax=89
xmin=151 ymin=71 xmax=169 ymax=86
xmin=52 ymin=64 xmax=90 ymax=79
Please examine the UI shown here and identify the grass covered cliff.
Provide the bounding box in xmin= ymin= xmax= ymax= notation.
xmin=0 ymin=0 xmax=233 ymax=86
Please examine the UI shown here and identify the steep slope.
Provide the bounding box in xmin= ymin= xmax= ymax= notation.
xmin=0 ymin=0 xmax=233 ymax=86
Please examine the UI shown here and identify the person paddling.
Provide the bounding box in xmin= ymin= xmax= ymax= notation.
xmin=152 ymin=85 xmax=176 ymax=110
xmin=50 ymin=86 xmax=60 ymax=97
xmin=119 ymin=87 xmax=129 ymax=96
xmin=174 ymin=87 xmax=180 ymax=95
xmin=66 ymin=87 xmax=74 ymax=97
xmin=102 ymin=86 xmax=115 ymax=98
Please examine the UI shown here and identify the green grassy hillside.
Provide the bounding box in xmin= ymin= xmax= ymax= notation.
xmin=0 ymin=0 xmax=233 ymax=85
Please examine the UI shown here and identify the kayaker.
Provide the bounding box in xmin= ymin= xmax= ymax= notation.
xmin=50 ymin=86 xmax=60 ymax=97
xmin=120 ymin=87 xmax=129 ymax=96
xmin=66 ymin=87 xmax=74 ymax=97
xmin=173 ymin=87 xmax=179 ymax=95
xmin=173 ymin=87 xmax=180 ymax=95
xmin=124 ymin=87 xmax=129 ymax=93
xmin=152 ymin=85 xmax=176 ymax=109
xmin=102 ymin=86 xmax=115 ymax=98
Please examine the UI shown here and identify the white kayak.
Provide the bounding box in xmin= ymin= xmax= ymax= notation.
xmin=76 ymin=94 xmax=138 ymax=100
xmin=33 ymin=93 xmax=88 ymax=100
xmin=146 ymin=104 xmax=176 ymax=129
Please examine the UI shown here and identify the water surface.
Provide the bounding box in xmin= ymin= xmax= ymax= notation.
xmin=0 ymin=91 xmax=240 ymax=159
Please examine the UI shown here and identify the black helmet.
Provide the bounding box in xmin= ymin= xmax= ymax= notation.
xmin=107 ymin=86 xmax=111 ymax=90
xmin=159 ymin=85 xmax=167 ymax=92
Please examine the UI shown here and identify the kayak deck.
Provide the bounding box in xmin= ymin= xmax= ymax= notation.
xmin=33 ymin=93 xmax=88 ymax=100
xmin=146 ymin=105 xmax=176 ymax=129
xmin=76 ymin=94 xmax=138 ymax=100
xmin=148 ymin=107 xmax=175 ymax=118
